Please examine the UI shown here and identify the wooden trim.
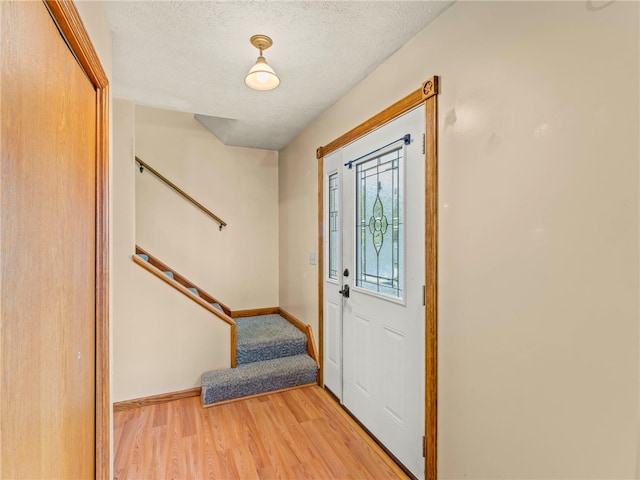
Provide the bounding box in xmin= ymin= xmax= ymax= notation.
xmin=230 ymin=326 xmax=237 ymax=369
xmin=316 ymin=76 xmax=439 ymax=480
xmin=44 ymin=2 xmax=110 ymax=478
xmin=277 ymin=308 xmax=305 ymax=330
xmin=45 ymin=0 xmax=109 ymax=88
xmin=202 ymin=383 xmax=317 ymax=408
xmin=316 ymin=88 xmax=424 ymax=159
xmin=306 ymin=324 xmax=320 ymax=365
xmin=135 ymin=246 xmax=232 ymax=315
xmin=230 ymin=307 xmax=279 ymax=318
xmin=95 ymin=83 xmax=110 ymax=480
xmin=113 ymin=387 xmax=201 ymax=412
xmin=131 ymin=256 xmax=236 ymax=328
xmin=277 ymin=308 xmax=319 ymax=363
xmin=422 ymin=76 xmax=438 ymax=100
xmin=135 ymin=157 xmax=227 ymax=230
xmin=317 ymin=155 xmax=324 ymax=386
xmin=424 ymin=78 xmax=439 ymax=480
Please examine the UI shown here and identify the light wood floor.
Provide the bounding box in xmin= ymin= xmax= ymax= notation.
xmin=113 ymin=385 xmax=409 ymax=480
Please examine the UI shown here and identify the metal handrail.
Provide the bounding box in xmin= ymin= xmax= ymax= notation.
xmin=136 ymin=156 xmax=227 ymax=231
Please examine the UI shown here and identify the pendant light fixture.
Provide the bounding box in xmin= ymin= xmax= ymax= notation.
xmin=245 ymin=34 xmax=280 ymax=91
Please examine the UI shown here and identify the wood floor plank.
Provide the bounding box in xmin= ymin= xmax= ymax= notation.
xmin=141 ymin=426 xmax=163 ymax=480
xmin=239 ymin=400 xmax=272 ymax=472
xmin=113 ymin=386 xmax=409 ymax=479
xmin=231 ymin=443 xmax=261 ymax=479
xmin=164 ymin=408 xmax=182 ymax=480
xmin=264 ymin=396 xmax=308 ymax=466
xmin=281 ymin=387 xmax=322 ymax=422
xmin=299 ymin=418 xmax=355 ymax=478
xmin=249 ymin=398 xmax=301 ymax=474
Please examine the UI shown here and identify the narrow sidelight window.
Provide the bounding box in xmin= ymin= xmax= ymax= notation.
xmin=328 ymin=173 xmax=339 ymax=280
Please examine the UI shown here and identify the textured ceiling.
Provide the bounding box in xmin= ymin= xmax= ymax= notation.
xmin=104 ymin=1 xmax=453 ymax=151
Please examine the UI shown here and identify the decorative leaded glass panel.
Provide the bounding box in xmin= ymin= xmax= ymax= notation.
xmin=355 ymin=147 xmax=403 ymax=298
xmin=328 ymin=173 xmax=339 ymax=280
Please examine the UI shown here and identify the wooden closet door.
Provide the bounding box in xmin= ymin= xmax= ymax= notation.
xmin=1 ymin=1 xmax=97 ymax=477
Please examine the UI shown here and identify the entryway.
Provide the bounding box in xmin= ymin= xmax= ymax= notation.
xmin=317 ymin=78 xmax=439 ymax=480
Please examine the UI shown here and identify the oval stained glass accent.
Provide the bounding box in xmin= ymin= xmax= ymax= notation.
xmin=368 ymin=194 xmax=388 ymax=254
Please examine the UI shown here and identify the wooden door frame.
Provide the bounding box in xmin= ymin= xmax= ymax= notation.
xmin=316 ymin=76 xmax=438 ymax=480
xmin=44 ymin=1 xmax=110 ymax=478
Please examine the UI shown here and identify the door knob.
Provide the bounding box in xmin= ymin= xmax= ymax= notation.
xmin=338 ymin=284 xmax=350 ymax=298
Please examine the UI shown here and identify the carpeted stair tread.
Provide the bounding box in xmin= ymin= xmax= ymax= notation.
xmin=136 ymin=253 xmax=149 ymax=262
xmin=188 ymin=287 xmax=199 ymax=297
xmin=163 ymin=271 xmax=174 ymax=279
xmin=235 ymin=314 xmax=307 ymax=365
xmin=211 ymin=303 xmax=223 ymax=311
xmin=201 ymin=354 xmax=318 ymax=405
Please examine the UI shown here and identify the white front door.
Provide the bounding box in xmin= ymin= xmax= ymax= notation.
xmin=323 ymin=106 xmax=425 ymax=478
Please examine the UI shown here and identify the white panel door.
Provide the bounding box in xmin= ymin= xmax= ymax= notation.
xmin=323 ymin=149 xmax=344 ymax=399
xmin=341 ymin=106 xmax=425 ymax=479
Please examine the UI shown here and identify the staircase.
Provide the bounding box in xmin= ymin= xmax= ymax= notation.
xmin=202 ymin=314 xmax=317 ymax=406
xmin=132 ymin=246 xmax=318 ymax=407
xmin=134 ymin=249 xmax=228 ymax=314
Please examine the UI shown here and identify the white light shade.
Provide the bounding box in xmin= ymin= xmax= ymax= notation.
xmin=245 ymin=56 xmax=280 ymax=91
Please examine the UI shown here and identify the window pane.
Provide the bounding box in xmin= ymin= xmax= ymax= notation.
xmin=328 ymin=173 xmax=338 ymax=280
xmin=355 ymin=147 xmax=403 ymax=298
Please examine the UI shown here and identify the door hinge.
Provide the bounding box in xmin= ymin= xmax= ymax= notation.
xmin=422 ymin=285 xmax=426 ymax=306
xmin=422 ymin=133 xmax=425 ymax=155
xmin=422 ymin=436 xmax=426 ymax=457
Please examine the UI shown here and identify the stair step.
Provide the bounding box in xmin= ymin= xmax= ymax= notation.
xmin=211 ymin=303 xmax=223 ymax=311
xmin=201 ymin=354 xmax=318 ymax=406
xmin=163 ymin=271 xmax=174 ymax=279
xmin=236 ymin=314 xmax=307 ymax=365
xmin=136 ymin=253 xmax=149 ymax=262
xmin=188 ymin=287 xmax=199 ymax=297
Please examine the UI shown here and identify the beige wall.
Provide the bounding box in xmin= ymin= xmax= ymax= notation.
xmin=112 ymin=100 xmax=231 ymax=402
xmin=135 ymin=106 xmax=279 ymax=309
xmin=279 ymin=1 xmax=639 ymax=478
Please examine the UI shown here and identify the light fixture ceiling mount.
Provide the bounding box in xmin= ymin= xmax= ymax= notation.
xmin=245 ymin=34 xmax=280 ymax=91
xmin=250 ymin=34 xmax=272 ymax=52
